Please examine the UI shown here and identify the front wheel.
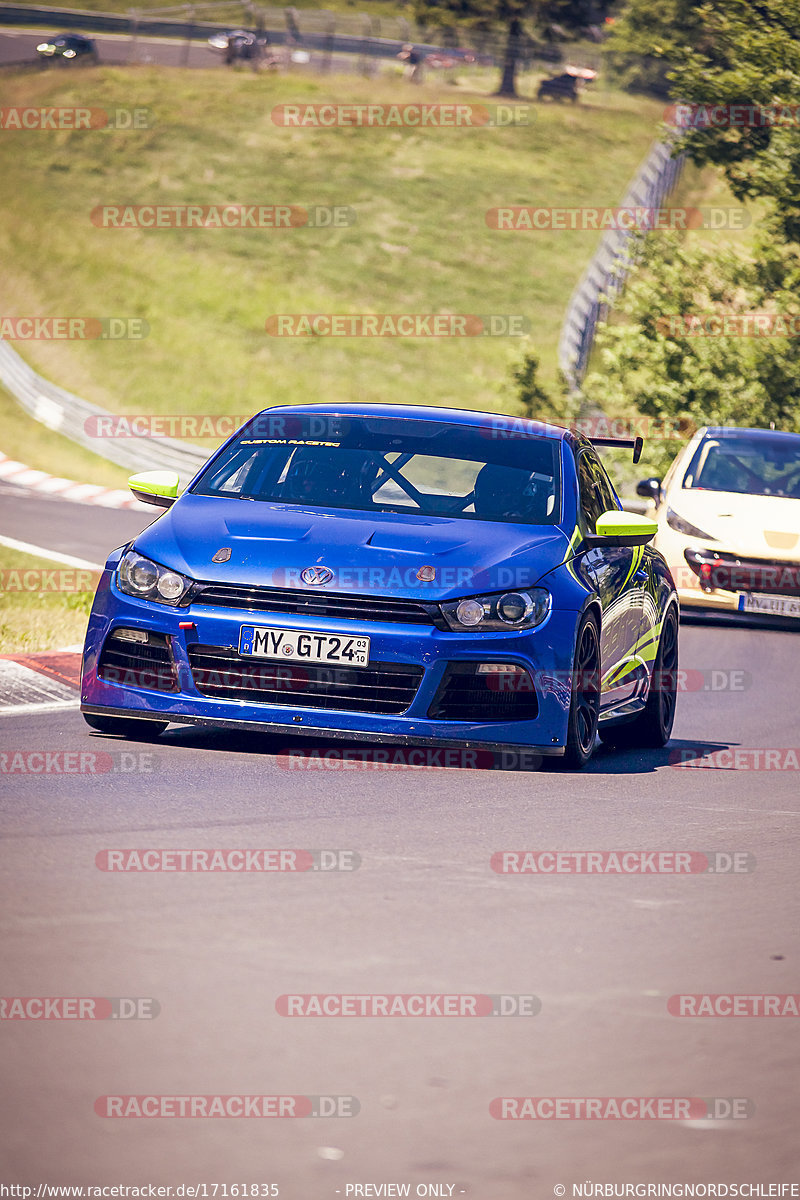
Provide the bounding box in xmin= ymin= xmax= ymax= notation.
xmin=599 ymin=605 xmax=678 ymax=749
xmin=83 ymin=713 xmax=168 ymax=740
xmin=557 ymin=611 xmax=601 ymax=770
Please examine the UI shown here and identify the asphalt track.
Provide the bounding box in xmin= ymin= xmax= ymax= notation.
xmin=1 ymin=482 xmax=800 ymax=1192
xmin=0 ymin=28 xmax=375 ymax=71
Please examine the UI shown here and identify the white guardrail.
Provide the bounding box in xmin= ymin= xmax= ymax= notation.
xmin=558 ymin=140 xmax=684 ymax=389
xmin=0 ymin=339 xmax=208 ymax=479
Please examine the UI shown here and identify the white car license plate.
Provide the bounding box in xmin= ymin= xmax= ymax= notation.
xmin=737 ymin=593 xmax=800 ymax=619
xmin=238 ymin=625 xmax=370 ymax=666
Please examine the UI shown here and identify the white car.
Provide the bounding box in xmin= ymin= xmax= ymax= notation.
xmin=638 ymin=425 xmax=800 ymax=622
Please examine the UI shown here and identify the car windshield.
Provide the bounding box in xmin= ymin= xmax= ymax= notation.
xmin=191 ymin=414 xmax=561 ymax=525
xmin=682 ymin=432 xmax=800 ymax=498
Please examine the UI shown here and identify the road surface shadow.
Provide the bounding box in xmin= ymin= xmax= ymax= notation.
xmin=88 ymin=724 xmax=737 ymax=776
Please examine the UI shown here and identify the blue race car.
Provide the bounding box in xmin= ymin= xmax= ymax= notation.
xmin=80 ymin=404 xmax=679 ymax=768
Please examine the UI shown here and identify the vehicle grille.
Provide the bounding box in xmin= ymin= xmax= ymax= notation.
xmin=186 ymin=583 xmax=446 ymax=627
xmin=98 ymin=631 xmax=179 ymax=693
xmin=187 ymin=645 xmax=424 ymax=715
xmin=428 ymin=663 xmax=539 ymax=722
xmin=684 ymin=550 xmax=800 ymax=595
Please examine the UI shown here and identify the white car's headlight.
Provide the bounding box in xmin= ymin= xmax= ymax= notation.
xmin=117 ymin=550 xmax=192 ymax=606
xmin=441 ymin=588 xmax=551 ymax=632
xmin=666 ymin=507 xmax=718 ymax=541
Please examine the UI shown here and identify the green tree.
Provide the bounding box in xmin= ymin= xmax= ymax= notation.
xmin=413 ymin=0 xmax=613 ymax=95
xmin=581 ymin=231 xmax=800 ymax=472
xmin=610 ymin=0 xmax=800 ymax=242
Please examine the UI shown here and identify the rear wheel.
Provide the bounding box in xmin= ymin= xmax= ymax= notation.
xmin=83 ymin=713 xmax=168 ymax=740
xmin=557 ymin=611 xmax=601 ymax=770
xmin=599 ymin=606 xmax=678 ymax=749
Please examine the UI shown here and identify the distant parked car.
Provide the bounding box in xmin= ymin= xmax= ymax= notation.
xmin=207 ymin=29 xmax=270 ymax=65
xmin=36 ymin=33 xmax=99 ymax=65
xmin=537 ymin=67 xmax=596 ymax=102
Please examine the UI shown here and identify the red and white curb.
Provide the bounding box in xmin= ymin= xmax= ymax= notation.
xmin=0 ymin=451 xmax=148 ymax=509
xmin=0 ymin=655 xmax=81 ymax=716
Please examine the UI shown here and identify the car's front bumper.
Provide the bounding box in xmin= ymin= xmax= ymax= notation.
xmin=653 ymin=527 xmax=800 ymax=616
xmin=81 ymin=570 xmax=581 ymax=754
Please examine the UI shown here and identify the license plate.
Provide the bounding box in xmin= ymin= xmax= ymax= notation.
xmin=737 ymin=593 xmax=800 ymax=619
xmin=238 ymin=625 xmax=370 ymax=666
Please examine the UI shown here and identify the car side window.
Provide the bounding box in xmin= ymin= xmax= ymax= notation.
xmin=578 ymin=453 xmax=605 ymax=533
xmin=592 ymin=456 xmax=620 ymax=513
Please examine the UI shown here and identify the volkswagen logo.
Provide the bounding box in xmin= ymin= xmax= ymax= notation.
xmin=301 ymin=566 xmax=334 ymax=586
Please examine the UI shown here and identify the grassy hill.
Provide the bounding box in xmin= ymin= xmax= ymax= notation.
xmin=1 ymin=66 xmax=666 ymax=459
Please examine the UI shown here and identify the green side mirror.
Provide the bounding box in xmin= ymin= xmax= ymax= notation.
xmin=128 ymin=470 xmax=180 ymax=509
xmin=590 ymin=509 xmax=658 ymax=548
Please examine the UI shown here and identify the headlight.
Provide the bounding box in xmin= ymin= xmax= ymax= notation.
xmin=441 ymin=588 xmax=551 ymax=632
xmin=117 ymin=550 xmax=192 ymax=606
xmin=666 ymin=507 xmax=718 ymax=541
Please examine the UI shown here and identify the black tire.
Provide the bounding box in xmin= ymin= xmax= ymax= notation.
xmin=83 ymin=713 xmax=168 ymax=740
xmin=557 ymin=611 xmax=601 ymax=770
xmin=599 ymin=605 xmax=678 ymax=749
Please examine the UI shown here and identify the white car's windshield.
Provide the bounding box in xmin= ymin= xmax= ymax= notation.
xmin=683 ymin=432 xmax=800 ymax=498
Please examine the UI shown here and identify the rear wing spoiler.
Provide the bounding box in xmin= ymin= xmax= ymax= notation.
xmin=590 ymin=436 xmax=644 ymax=465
